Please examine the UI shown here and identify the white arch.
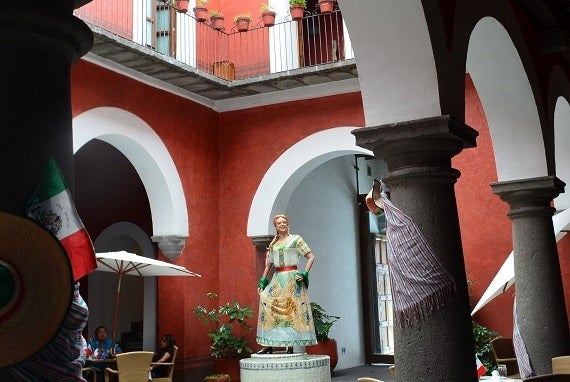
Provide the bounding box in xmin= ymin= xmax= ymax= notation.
xmin=247 ymin=127 xmax=372 ymax=237
xmin=73 ymin=107 xmax=188 ymax=237
xmin=554 ymin=96 xmax=570 ymax=210
xmin=338 ymin=0 xmax=441 ymax=126
xmin=467 ymin=17 xmax=547 ymax=181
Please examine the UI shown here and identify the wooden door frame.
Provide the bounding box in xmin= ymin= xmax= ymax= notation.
xmin=358 ymin=195 xmax=394 ymax=364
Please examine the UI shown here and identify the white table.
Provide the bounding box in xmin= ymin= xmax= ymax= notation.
xmin=480 ymin=376 xmax=522 ymax=381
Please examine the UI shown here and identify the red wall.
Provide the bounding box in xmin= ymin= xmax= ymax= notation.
xmin=71 ymin=60 xmax=569 ymax=372
xmin=72 ymin=60 xmax=220 ymax=363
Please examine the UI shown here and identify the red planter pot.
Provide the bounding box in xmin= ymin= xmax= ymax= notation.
xmin=262 ymin=11 xmax=276 ymax=27
xmin=318 ymin=0 xmax=334 ymax=14
xmin=193 ymin=7 xmax=208 ymax=22
xmin=306 ymin=339 xmax=339 ymax=371
xmin=210 ymin=16 xmax=225 ymax=30
xmin=290 ymin=5 xmax=305 ymax=21
xmin=176 ymin=0 xmax=190 ymax=13
xmin=235 ymin=18 xmax=251 ymax=32
xmin=213 ymin=357 xmax=244 ymax=382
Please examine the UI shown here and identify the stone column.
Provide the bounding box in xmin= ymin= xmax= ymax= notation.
xmin=352 ymin=115 xmax=479 ymax=382
xmin=492 ymin=176 xmax=570 ymax=374
xmin=0 ymin=2 xmax=92 ymax=212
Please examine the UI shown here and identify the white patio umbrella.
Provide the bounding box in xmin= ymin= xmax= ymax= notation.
xmin=95 ymin=251 xmax=201 ymax=343
xmin=471 ymin=208 xmax=570 ymax=315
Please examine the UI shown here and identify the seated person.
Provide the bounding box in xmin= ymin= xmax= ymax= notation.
xmin=88 ymin=326 xmax=122 ymax=358
xmin=151 ymin=335 xmax=176 ymax=378
xmin=86 ymin=326 xmax=122 ymax=382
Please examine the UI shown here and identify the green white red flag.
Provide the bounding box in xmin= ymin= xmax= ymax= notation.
xmin=26 ymin=157 xmax=97 ymax=281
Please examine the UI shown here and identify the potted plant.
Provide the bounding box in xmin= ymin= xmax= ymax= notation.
xmin=306 ymin=302 xmax=340 ymax=371
xmin=289 ymin=0 xmax=306 ymax=21
xmin=173 ymin=0 xmax=190 ymax=13
xmin=318 ymin=0 xmax=334 ymax=14
xmin=260 ymin=3 xmax=276 ymax=27
xmin=210 ymin=10 xmax=225 ymax=30
xmin=193 ymin=0 xmax=209 ymax=22
xmin=193 ymin=292 xmax=253 ymax=382
xmin=233 ymin=13 xmax=252 ymax=32
xmin=204 ymin=373 xmax=231 ymax=382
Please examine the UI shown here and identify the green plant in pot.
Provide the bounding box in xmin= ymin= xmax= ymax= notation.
xmin=289 ymin=0 xmax=306 ymax=20
xmin=306 ymin=302 xmax=340 ymax=371
xmin=193 ymin=292 xmax=253 ymax=381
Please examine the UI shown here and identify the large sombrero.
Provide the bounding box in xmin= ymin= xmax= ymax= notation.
xmin=0 ymin=212 xmax=73 ymax=368
xmin=365 ymin=179 xmax=384 ymax=215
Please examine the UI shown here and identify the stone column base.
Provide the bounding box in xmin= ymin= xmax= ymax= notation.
xmin=240 ymin=353 xmax=331 ymax=382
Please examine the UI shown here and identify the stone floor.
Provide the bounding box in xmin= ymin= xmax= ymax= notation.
xmin=331 ymin=364 xmax=393 ymax=382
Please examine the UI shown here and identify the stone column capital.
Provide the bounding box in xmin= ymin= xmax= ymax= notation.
xmin=491 ymin=176 xmax=565 ymax=218
xmin=251 ymin=235 xmax=273 ymax=250
xmin=352 ymin=115 xmax=478 ymax=170
xmin=151 ymin=235 xmax=187 ymax=261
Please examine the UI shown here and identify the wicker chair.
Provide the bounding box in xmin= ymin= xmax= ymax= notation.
xmin=388 ymin=365 xmax=395 ymax=380
xmin=151 ymin=345 xmax=178 ymax=382
xmin=490 ymin=337 xmax=520 ymax=377
xmin=81 ymin=366 xmax=98 ymax=382
xmin=523 ymin=374 xmax=570 ymax=381
xmin=553 ymin=356 xmax=570 ymax=374
xmin=104 ymin=351 xmax=154 ymax=382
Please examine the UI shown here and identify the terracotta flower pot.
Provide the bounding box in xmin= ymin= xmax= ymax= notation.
xmin=318 ymin=0 xmax=334 ymax=14
xmin=290 ymin=5 xmax=304 ymax=21
xmin=235 ymin=18 xmax=251 ymax=32
xmin=211 ymin=16 xmax=225 ymax=30
xmin=193 ymin=7 xmax=208 ymax=22
xmin=306 ymin=339 xmax=339 ymax=371
xmin=176 ymin=0 xmax=190 ymax=13
xmin=261 ymin=11 xmax=276 ymax=27
xmin=213 ymin=357 xmax=244 ymax=382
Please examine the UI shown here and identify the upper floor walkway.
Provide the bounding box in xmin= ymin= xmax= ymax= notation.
xmin=74 ymin=0 xmax=358 ymax=110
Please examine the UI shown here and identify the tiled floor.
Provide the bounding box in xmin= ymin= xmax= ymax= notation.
xmin=331 ymin=364 xmax=393 ymax=382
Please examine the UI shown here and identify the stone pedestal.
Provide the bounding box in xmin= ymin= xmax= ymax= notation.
xmin=240 ymin=353 xmax=331 ymax=382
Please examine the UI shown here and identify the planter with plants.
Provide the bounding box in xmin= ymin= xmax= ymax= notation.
xmin=210 ymin=10 xmax=225 ymax=30
xmin=233 ymin=13 xmax=252 ymax=32
xmin=173 ymin=0 xmax=190 ymax=13
xmin=318 ymin=0 xmax=334 ymax=14
xmin=193 ymin=0 xmax=209 ymax=21
xmin=194 ymin=292 xmax=253 ymax=382
xmin=260 ymin=3 xmax=276 ymax=27
xmin=306 ymin=302 xmax=340 ymax=371
xmin=289 ymin=0 xmax=306 ymax=21
xmin=203 ymin=373 xmax=231 ymax=382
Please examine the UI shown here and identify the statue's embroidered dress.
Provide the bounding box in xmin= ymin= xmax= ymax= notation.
xmin=256 ymin=235 xmax=317 ymax=347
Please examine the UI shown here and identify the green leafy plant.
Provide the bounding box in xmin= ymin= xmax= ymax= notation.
xmin=289 ymin=0 xmax=307 ymax=7
xmin=260 ymin=2 xmax=275 ymax=12
xmin=233 ymin=13 xmax=252 ymax=23
xmin=193 ymin=292 xmax=253 ymax=358
xmin=210 ymin=9 xmax=224 ymax=17
xmin=196 ymin=0 xmax=209 ymax=5
xmin=472 ymin=320 xmax=499 ymax=374
xmin=310 ymin=302 xmax=340 ymax=342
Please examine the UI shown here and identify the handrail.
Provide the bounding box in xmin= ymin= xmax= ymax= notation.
xmin=74 ymin=0 xmax=353 ymax=81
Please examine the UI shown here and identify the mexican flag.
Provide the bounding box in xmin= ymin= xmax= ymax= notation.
xmin=26 ymin=157 xmax=97 ymax=281
xmin=476 ymin=356 xmax=487 ymax=378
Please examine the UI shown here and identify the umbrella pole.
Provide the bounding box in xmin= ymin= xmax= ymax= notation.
xmin=112 ymin=272 xmax=123 ymax=350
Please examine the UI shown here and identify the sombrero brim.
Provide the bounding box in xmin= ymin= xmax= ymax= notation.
xmin=0 ymin=212 xmax=73 ymax=368
xmin=365 ymin=179 xmax=383 ymax=214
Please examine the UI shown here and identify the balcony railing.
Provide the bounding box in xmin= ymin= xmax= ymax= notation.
xmin=74 ymin=0 xmax=354 ymax=82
